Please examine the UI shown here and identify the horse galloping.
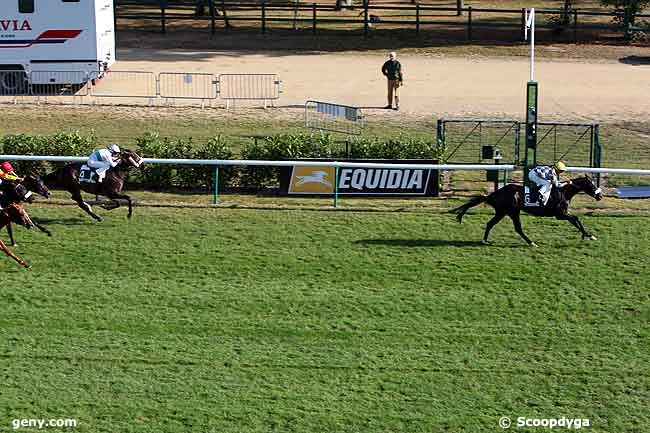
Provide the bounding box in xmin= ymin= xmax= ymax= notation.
xmin=43 ymin=149 xmax=144 ymax=221
xmin=4 ymin=174 xmax=52 ymax=246
xmin=0 ymin=183 xmax=36 ymax=268
xmin=451 ymin=176 xmax=604 ymax=247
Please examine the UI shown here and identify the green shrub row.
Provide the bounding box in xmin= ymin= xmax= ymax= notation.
xmin=1 ymin=132 xmax=445 ymax=191
xmin=0 ymin=132 xmax=97 ymax=175
xmin=240 ymin=133 xmax=445 ymax=187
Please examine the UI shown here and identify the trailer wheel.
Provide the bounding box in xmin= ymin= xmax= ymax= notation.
xmin=0 ymin=70 xmax=27 ymax=95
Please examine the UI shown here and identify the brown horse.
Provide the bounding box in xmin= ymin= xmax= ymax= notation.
xmin=43 ymin=149 xmax=144 ymax=221
xmin=4 ymin=174 xmax=52 ymax=246
xmin=0 ymin=183 xmax=36 ymax=268
xmin=451 ymin=176 xmax=604 ymax=247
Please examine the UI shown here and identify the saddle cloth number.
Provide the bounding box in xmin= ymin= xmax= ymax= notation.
xmin=524 ymin=186 xmax=541 ymax=207
xmin=79 ymin=165 xmax=97 ymax=184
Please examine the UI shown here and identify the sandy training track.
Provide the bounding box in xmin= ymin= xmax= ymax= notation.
xmin=115 ymin=49 xmax=649 ymax=122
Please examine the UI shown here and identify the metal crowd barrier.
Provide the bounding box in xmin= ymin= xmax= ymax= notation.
xmin=305 ymin=100 xmax=364 ymax=136
xmin=0 ymin=70 xmax=29 ymax=96
xmin=91 ymin=70 xmax=158 ymax=104
xmin=158 ymin=72 xmax=218 ymax=101
xmin=0 ymin=70 xmax=283 ymax=108
xmin=0 ymin=70 xmax=91 ymax=105
xmin=217 ymin=74 xmax=282 ymax=108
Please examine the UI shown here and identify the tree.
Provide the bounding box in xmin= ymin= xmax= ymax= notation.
xmin=561 ymin=0 xmax=574 ymax=25
xmin=601 ymin=0 xmax=650 ymax=38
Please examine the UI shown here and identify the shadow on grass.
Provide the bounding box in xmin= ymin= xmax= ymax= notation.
xmin=31 ymin=217 xmax=87 ymax=226
xmin=356 ymin=238 xmax=489 ymax=247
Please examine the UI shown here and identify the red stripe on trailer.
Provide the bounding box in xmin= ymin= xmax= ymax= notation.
xmin=36 ymin=30 xmax=82 ymax=40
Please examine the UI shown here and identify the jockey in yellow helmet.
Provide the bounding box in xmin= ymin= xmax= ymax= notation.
xmin=528 ymin=161 xmax=567 ymax=206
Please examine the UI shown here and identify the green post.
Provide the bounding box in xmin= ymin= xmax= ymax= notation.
xmin=593 ymin=124 xmax=602 ymax=187
xmin=213 ymin=166 xmax=219 ymax=206
xmin=334 ymin=165 xmax=339 ymax=208
xmin=524 ymin=81 xmax=538 ymax=205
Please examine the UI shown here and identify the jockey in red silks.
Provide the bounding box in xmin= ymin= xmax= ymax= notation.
xmin=0 ymin=161 xmax=25 ymax=209
xmin=0 ymin=161 xmax=22 ymax=184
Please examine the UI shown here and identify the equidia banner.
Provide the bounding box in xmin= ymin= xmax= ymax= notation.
xmin=280 ymin=160 xmax=439 ymax=197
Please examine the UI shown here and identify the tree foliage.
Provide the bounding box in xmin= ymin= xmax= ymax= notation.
xmin=601 ymin=0 xmax=650 ymax=38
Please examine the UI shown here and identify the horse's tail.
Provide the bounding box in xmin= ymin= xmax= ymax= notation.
xmin=449 ymin=195 xmax=488 ymax=224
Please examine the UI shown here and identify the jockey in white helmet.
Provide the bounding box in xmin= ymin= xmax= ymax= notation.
xmin=528 ymin=161 xmax=569 ymax=206
xmin=86 ymin=144 xmax=121 ymax=183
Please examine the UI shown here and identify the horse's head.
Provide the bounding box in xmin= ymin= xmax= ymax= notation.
xmin=22 ymin=174 xmax=51 ymax=199
xmin=2 ymin=203 xmax=35 ymax=229
xmin=119 ymin=149 xmax=144 ymax=170
xmin=571 ymin=175 xmax=603 ymax=201
xmin=1 ymin=182 xmax=34 ymax=205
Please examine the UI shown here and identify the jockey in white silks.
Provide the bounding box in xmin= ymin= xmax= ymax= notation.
xmin=86 ymin=144 xmax=121 ymax=182
xmin=528 ymin=161 xmax=569 ymax=206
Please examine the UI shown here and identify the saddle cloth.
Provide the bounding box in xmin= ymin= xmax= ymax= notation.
xmin=79 ymin=165 xmax=98 ymax=184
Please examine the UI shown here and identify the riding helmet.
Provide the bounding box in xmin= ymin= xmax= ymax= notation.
xmin=1 ymin=162 xmax=14 ymax=173
xmin=554 ymin=161 xmax=567 ymax=172
xmin=107 ymin=144 xmax=121 ymax=154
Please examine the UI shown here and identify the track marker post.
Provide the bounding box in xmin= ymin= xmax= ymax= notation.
xmin=213 ymin=166 xmax=219 ymax=205
xmin=523 ymin=8 xmax=539 ymax=207
xmin=334 ymin=164 xmax=339 ymax=208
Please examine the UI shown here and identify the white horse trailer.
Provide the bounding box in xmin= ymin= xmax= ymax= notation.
xmin=0 ymin=0 xmax=115 ymax=94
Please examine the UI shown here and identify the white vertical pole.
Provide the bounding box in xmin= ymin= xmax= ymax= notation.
xmin=531 ymin=8 xmax=535 ymax=81
xmin=525 ymin=8 xmax=535 ymax=81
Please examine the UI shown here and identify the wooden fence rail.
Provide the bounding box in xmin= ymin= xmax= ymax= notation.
xmin=115 ymin=0 xmax=650 ymax=42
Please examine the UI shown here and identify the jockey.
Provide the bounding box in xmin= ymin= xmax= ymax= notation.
xmin=0 ymin=161 xmax=23 ymax=185
xmin=528 ymin=161 xmax=569 ymax=205
xmin=0 ymin=162 xmax=24 ymax=209
xmin=87 ymin=144 xmax=121 ymax=182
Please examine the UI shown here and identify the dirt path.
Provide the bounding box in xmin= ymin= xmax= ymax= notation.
xmin=116 ymin=48 xmax=650 ymax=122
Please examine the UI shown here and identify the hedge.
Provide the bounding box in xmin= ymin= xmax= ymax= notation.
xmin=1 ymin=132 xmax=445 ymax=191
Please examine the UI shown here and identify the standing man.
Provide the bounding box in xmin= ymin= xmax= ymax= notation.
xmin=381 ymin=51 xmax=403 ymax=111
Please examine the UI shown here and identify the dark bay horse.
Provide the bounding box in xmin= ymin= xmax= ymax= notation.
xmin=451 ymin=176 xmax=604 ymax=247
xmin=0 ymin=184 xmax=36 ymax=268
xmin=4 ymin=174 xmax=52 ymax=246
xmin=43 ymin=150 xmax=144 ymax=221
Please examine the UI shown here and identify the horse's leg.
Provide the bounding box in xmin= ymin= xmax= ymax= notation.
xmin=33 ymin=220 xmax=52 ymax=237
xmin=106 ymin=192 xmax=133 ymax=219
xmin=71 ymin=190 xmax=103 ymax=222
xmin=482 ymin=212 xmax=506 ymax=244
xmin=509 ymin=212 xmax=537 ymax=247
xmin=6 ymin=223 xmax=16 ymax=246
xmin=0 ymin=239 xmax=31 ymax=268
xmin=557 ymin=214 xmax=596 ymax=240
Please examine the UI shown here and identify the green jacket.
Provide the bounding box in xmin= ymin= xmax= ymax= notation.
xmin=382 ymin=60 xmax=403 ymax=81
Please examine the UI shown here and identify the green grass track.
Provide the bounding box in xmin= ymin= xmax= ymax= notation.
xmin=1 ymin=205 xmax=648 ymax=432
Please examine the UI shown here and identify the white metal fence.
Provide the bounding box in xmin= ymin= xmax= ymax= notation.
xmin=3 ymin=154 xmax=649 ymax=205
xmin=5 ymin=154 xmax=649 ymax=174
xmin=0 ymin=70 xmax=282 ymax=108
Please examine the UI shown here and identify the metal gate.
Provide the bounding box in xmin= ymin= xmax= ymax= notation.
xmin=437 ymin=118 xmax=602 ymax=190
